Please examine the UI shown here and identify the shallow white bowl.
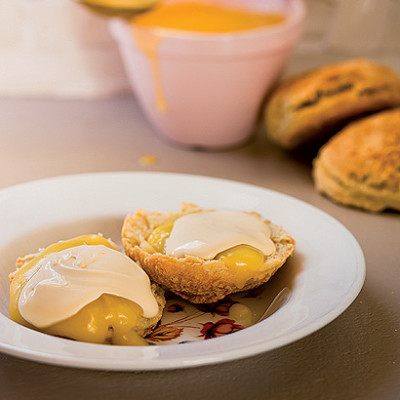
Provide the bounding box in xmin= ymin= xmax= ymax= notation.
xmin=0 ymin=172 xmax=365 ymax=370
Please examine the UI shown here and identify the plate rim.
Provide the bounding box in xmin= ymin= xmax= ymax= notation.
xmin=0 ymin=171 xmax=366 ymax=370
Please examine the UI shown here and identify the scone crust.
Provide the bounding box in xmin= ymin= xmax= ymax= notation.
xmin=312 ymin=108 xmax=400 ymax=212
xmin=122 ymin=203 xmax=295 ymax=303
xmin=11 ymin=251 xmax=166 ymax=340
xmin=264 ymin=59 xmax=400 ymax=149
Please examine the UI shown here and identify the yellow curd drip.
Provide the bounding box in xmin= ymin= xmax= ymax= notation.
xmin=130 ymin=2 xmax=285 ymax=112
xmin=43 ymin=294 xmax=147 ymax=346
xmin=9 ymin=235 xmax=152 ymax=346
xmin=132 ymin=30 xmax=167 ymax=112
xmin=215 ymin=244 xmax=265 ymax=273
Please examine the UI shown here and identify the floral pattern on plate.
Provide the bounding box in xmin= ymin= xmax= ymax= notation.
xmin=146 ymin=270 xmax=292 ymax=345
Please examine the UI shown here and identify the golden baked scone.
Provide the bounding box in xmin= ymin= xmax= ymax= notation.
xmin=122 ymin=203 xmax=295 ymax=303
xmin=313 ymin=108 xmax=400 ymax=212
xmin=264 ymin=59 xmax=400 ymax=149
xmin=9 ymin=235 xmax=166 ymax=345
xmin=13 ymin=251 xmax=165 ymax=340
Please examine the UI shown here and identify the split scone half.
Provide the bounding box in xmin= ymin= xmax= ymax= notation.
xmin=313 ymin=108 xmax=400 ymax=212
xmin=9 ymin=234 xmax=166 ymax=345
xmin=122 ymin=203 xmax=295 ymax=304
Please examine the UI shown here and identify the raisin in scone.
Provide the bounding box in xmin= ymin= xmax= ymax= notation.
xmin=122 ymin=203 xmax=295 ymax=303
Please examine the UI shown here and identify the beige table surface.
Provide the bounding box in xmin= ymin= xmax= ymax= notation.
xmin=0 ymin=54 xmax=399 ymax=400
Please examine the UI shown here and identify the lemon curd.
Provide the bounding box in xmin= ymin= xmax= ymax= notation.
xmin=130 ymin=2 xmax=286 ymax=112
xmin=147 ymin=220 xmax=266 ymax=271
xmin=9 ymin=234 xmax=158 ymax=346
xmin=146 ymin=211 xmax=275 ymax=286
xmin=43 ymin=294 xmax=147 ymax=346
xmin=132 ymin=2 xmax=286 ymax=33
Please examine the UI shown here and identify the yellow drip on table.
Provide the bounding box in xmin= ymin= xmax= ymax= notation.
xmin=130 ymin=2 xmax=286 ymax=111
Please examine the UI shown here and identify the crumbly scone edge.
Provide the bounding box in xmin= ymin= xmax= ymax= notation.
xmin=122 ymin=203 xmax=295 ymax=303
xmin=312 ymin=109 xmax=400 ymax=212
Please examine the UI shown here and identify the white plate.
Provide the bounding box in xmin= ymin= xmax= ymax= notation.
xmin=0 ymin=172 xmax=365 ymax=370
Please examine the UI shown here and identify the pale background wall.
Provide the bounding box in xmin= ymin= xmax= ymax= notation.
xmin=300 ymin=0 xmax=400 ymax=55
xmin=0 ymin=0 xmax=399 ymax=98
xmin=0 ymin=0 xmax=129 ymax=97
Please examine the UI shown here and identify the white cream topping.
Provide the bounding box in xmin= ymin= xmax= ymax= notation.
xmin=18 ymin=245 xmax=159 ymax=328
xmin=165 ymin=211 xmax=275 ymax=259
